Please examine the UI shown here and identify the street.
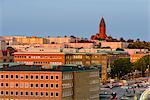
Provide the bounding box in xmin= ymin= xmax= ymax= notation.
xmin=100 ymin=77 xmax=150 ymax=100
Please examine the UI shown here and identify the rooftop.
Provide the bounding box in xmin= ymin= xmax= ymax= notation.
xmin=13 ymin=50 xmax=128 ymax=55
xmin=0 ymin=63 xmax=99 ymax=72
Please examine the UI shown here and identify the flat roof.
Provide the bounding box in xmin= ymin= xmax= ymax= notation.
xmin=0 ymin=63 xmax=99 ymax=72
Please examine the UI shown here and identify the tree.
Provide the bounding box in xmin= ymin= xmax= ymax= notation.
xmin=119 ymin=37 xmax=126 ymax=42
xmin=127 ymin=39 xmax=134 ymax=43
xmin=116 ymin=48 xmax=124 ymax=51
xmin=110 ymin=58 xmax=132 ymax=79
xmin=7 ymin=47 xmax=16 ymax=56
xmin=133 ymin=55 xmax=150 ymax=76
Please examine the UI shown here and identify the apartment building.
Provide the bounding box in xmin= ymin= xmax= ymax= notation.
xmin=101 ymin=41 xmax=129 ymax=49
xmin=0 ymin=40 xmax=14 ymax=63
xmin=65 ymin=51 xmax=129 ymax=82
xmin=46 ymin=37 xmax=75 ymax=44
xmin=14 ymin=52 xmax=65 ymax=67
xmin=13 ymin=50 xmax=129 ymax=82
xmin=130 ymin=53 xmax=150 ymax=63
xmin=65 ymin=53 xmax=108 ymax=82
xmin=0 ymin=63 xmax=100 ymax=100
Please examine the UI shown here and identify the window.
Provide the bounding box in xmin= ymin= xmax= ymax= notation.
xmin=15 ymin=92 xmax=18 ymax=96
xmin=10 ymin=83 xmax=14 ymax=88
xmin=5 ymin=91 xmax=8 ymax=95
xmin=10 ymin=91 xmax=13 ymax=95
xmin=1 ymin=75 xmax=3 ymax=79
xmin=36 ymin=92 xmax=38 ymax=96
xmin=50 ymin=75 xmax=54 ymax=80
xmin=50 ymin=84 xmax=54 ymax=88
xmin=36 ymin=84 xmax=38 ymax=88
xmin=20 ymin=91 xmax=23 ymax=96
xmin=20 ymin=75 xmax=24 ymax=79
xmin=40 ymin=92 xmax=44 ymax=96
xmin=20 ymin=83 xmax=24 ymax=88
xmin=30 ymin=83 xmax=33 ymax=88
xmin=11 ymin=75 xmax=13 ymax=79
xmin=55 ymin=76 xmax=59 ymax=80
xmin=1 ymin=91 xmax=4 ymax=95
xmin=1 ymin=83 xmax=3 ymax=87
xmin=25 ymin=75 xmax=28 ymax=79
xmin=46 ymin=84 xmax=48 ymax=88
xmin=26 ymin=92 xmax=28 ymax=96
xmin=25 ymin=83 xmax=28 ymax=88
xmin=30 ymin=75 xmax=34 ymax=79
xmin=40 ymin=75 xmax=44 ymax=80
xmin=55 ymin=84 xmax=59 ymax=88
xmin=30 ymin=92 xmax=33 ymax=96
xmin=50 ymin=92 xmax=54 ymax=97
xmin=6 ymin=83 xmax=8 ymax=87
xmin=15 ymin=83 xmax=18 ymax=87
xmin=16 ymin=75 xmax=18 ymax=79
xmin=35 ymin=75 xmax=38 ymax=79
xmin=55 ymin=92 xmax=59 ymax=97
xmin=6 ymin=75 xmax=8 ymax=79
xmin=40 ymin=84 xmax=44 ymax=88
xmin=45 ymin=92 xmax=48 ymax=96
xmin=46 ymin=76 xmax=48 ymax=80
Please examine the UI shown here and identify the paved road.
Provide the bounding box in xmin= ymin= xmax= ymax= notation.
xmin=100 ymin=77 xmax=150 ymax=100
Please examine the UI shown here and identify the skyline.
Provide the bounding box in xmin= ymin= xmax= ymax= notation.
xmin=0 ymin=0 xmax=150 ymax=41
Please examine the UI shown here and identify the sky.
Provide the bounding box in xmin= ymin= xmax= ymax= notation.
xmin=0 ymin=0 xmax=150 ymax=41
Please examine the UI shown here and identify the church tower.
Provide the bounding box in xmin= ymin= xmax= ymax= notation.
xmin=99 ymin=17 xmax=107 ymax=39
xmin=91 ymin=17 xmax=108 ymax=40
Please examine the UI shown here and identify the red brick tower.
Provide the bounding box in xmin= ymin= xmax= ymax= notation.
xmin=99 ymin=17 xmax=107 ymax=39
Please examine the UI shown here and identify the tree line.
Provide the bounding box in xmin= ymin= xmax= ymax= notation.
xmin=110 ymin=55 xmax=150 ymax=79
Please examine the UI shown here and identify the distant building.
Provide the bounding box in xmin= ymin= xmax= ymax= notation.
xmin=124 ymin=49 xmax=149 ymax=55
xmin=0 ymin=40 xmax=14 ymax=63
xmin=66 ymin=43 xmax=94 ymax=48
xmin=13 ymin=50 xmax=129 ymax=82
xmin=91 ymin=17 xmax=107 ymax=40
xmin=0 ymin=63 xmax=100 ymax=100
xmin=14 ymin=36 xmax=48 ymax=44
xmin=130 ymin=53 xmax=150 ymax=63
xmin=14 ymin=52 xmax=65 ymax=67
xmin=100 ymin=41 xmax=128 ymax=49
xmin=46 ymin=37 xmax=75 ymax=44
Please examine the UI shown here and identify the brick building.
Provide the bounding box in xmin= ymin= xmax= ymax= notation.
xmin=0 ymin=63 xmax=100 ymax=100
xmin=14 ymin=52 xmax=65 ymax=67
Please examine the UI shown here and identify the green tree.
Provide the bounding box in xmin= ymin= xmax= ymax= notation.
xmin=116 ymin=48 xmax=124 ymax=51
xmin=110 ymin=58 xmax=132 ymax=79
xmin=133 ymin=55 xmax=150 ymax=76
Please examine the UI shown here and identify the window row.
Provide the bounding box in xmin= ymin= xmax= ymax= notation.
xmin=62 ymin=74 xmax=73 ymax=80
xmin=0 ymin=83 xmax=59 ymax=88
xmin=0 ymin=91 xmax=59 ymax=97
xmin=15 ymin=56 xmax=62 ymax=59
xmin=17 ymin=61 xmax=62 ymax=65
xmin=0 ymin=74 xmax=59 ymax=80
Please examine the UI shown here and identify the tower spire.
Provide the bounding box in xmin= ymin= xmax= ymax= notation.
xmin=99 ymin=17 xmax=107 ymax=39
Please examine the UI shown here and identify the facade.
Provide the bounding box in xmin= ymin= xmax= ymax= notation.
xmin=14 ymin=36 xmax=48 ymax=44
xmin=124 ymin=49 xmax=149 ymax=55
xmin=91 ymin=17 xmax=107 ymax=40
xmin=100 ymin=41 xmax=129 ymax=49
xmin=46 ymin=37 xmax=75 ymax=44
xmin=65 ymin=53 xmax=108 ymax=82
xmin=130 ymin=53 xmax=149 ymax=63
xmin=73 ymin=70 xmax=99 ymax=99
xmin=14 ymin=52 xmax=65 ymax=67
xmin=65 ymin=51 xmax=129 ymax=82
xmin=0 ymin=64 xmax=100 ymax=100
xmin=66 ymin=43 xmax=94 ymax=49
xmin=13 ymin=50 xmax=129 ymax=82
xmin=0 ymin=40 xmax=14 ymax=63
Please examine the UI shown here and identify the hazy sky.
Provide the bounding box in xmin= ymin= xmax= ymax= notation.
xmin=0 ymin=0 xmax=149 ymax=41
